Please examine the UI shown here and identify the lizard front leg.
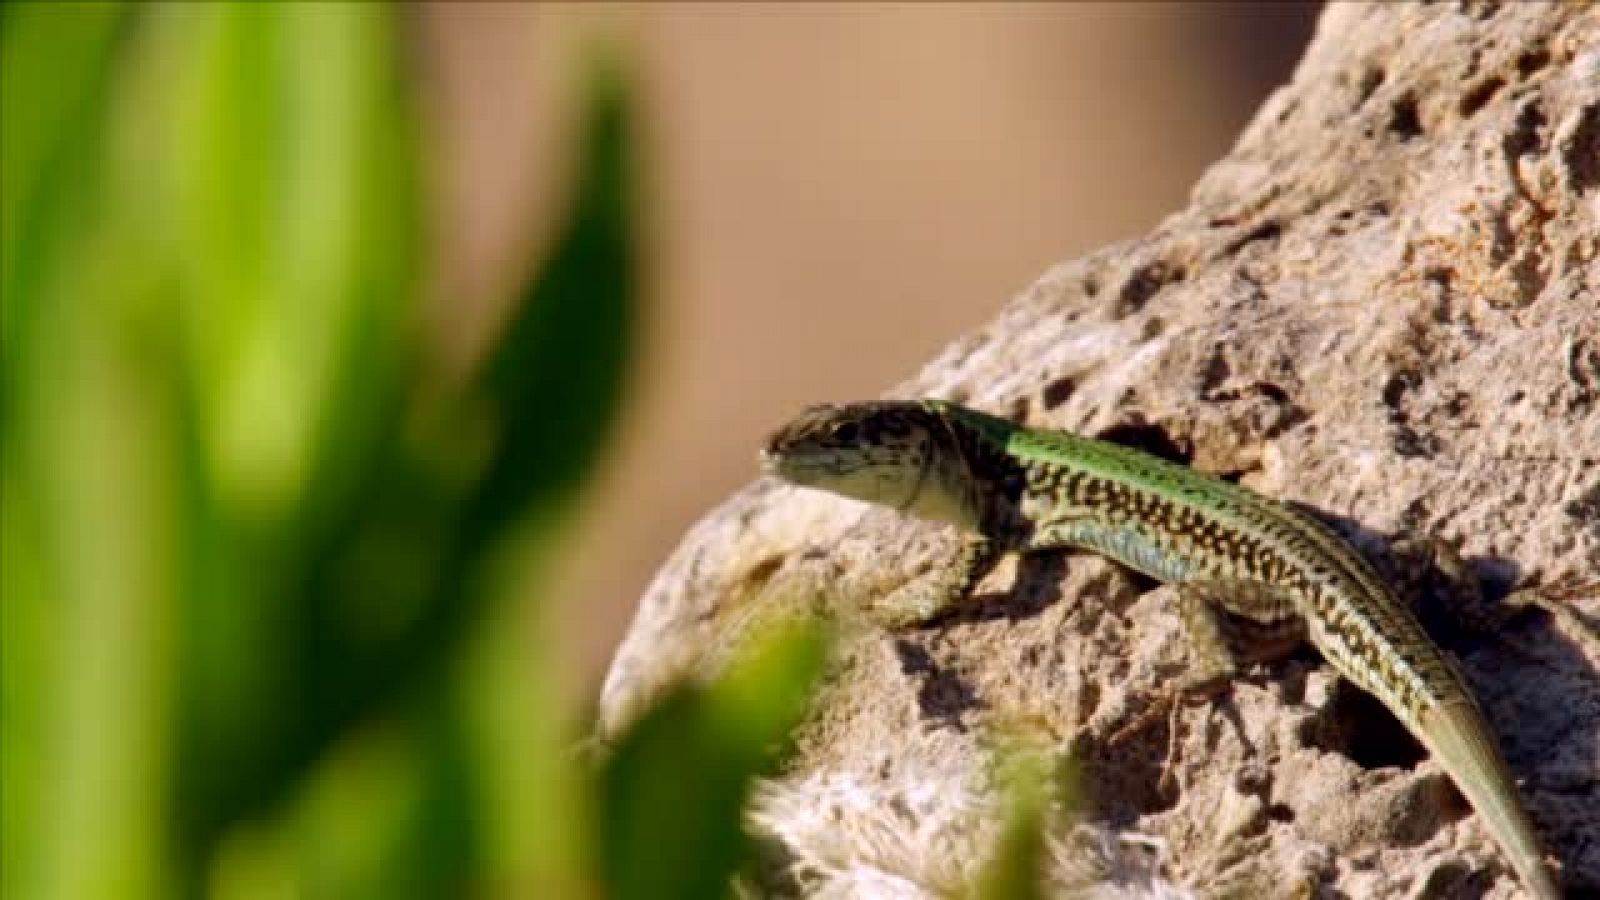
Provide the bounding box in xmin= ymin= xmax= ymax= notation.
xmin=868 ymin=534 xmax=1004 ymax=629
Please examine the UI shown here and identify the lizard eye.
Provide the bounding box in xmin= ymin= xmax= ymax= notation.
xmin=833 ymin=422 xmax=859 ymax=443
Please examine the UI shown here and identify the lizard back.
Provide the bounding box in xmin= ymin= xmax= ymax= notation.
xmin=940 ymin=403 xmax=1469 ymax=726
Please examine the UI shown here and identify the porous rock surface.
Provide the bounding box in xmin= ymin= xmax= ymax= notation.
xmin=601 ymin=4 xmax=1600 ymax=897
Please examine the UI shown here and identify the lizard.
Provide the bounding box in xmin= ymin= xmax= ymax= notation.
xmin=760 ymin=397 xmax=1574 ymax=899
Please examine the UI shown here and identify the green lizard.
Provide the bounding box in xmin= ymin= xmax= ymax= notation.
xmin=761 ymin=398 xmax=1566 ymax=899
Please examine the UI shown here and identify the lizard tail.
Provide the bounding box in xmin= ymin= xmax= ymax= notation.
xmin=1420 ymin=700 xmax=1560 ymax=900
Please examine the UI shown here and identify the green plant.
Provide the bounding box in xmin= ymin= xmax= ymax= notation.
xmin=0 ymin=3 xmax=653 ymax=896
xmin=2 ymin=6 xmax=1057 ymax=898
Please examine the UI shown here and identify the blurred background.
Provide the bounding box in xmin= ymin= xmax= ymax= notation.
xmin=3 ymin=3 xmax=1316 ymax=897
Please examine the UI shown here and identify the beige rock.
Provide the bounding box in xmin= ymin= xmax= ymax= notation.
xmin=601 ymin=3 xmax=1600 ymax=897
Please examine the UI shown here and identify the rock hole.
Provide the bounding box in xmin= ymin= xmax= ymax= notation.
xmin=1123 ymin=568 xmax=1161 ymax=595
xmin=1223 ymin=220 xmax=1282 ymax=256
xmin=1458 ymin=76 xmax=1503 ymax=117
xmin=1095 ymin=422 xmax=1192 ymax=467
xmin=1115 ymin=260 xmax=1186 ymax=317
xmin=1381 ymin=370 xmax=1421 ymax=410
xmin=1263 ymin=404 xmax=1311 ymax=441
xmin=1041 ymin=377 xmax=1077 ymax=411
xmin=892 ymin=639 xmax=981 ymax=730
xmin=1083 ymin=735 xmax=1175 ymax=822
xmin=1266 ymin=803 xmax=1296 ymax=823
xmin=1021 ymin=643 xmax=1042 ymax=668
xmin=1515 ymin=47 xmax=1549 ymax=79
xmin=1389 ymin=92 xmax=1423 ymax=141
xmin=1562 ymin=103 xmax=1600 ymax=194
xmin=1504 ymin=101 xmax=1546 ymax=160
xmin=1381 ymin=371 xmax=1437 ymax=458
xmin=1200 ymin=349 xmax=1232 ymax=397
xmin=1314 ymin=681 xmax=1428 ymax=771
xmin=743 ymin=555 xmax=784 ymax=592
xmin=1356 ymin=66 xmax=1386 ymax=107
xmin=1414 ymin=861 xmax=1482 ymax=899
xmin=1393 ymin=426 xmax=1441 ymax=459
xmin=1255 ymin=382 xmax=1290 ymax=405
xmin=1564 ymin=481 xmax=1600 ymax=529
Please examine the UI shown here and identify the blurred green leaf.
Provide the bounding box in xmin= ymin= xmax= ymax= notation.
xmin=2 ymin=5 xmax=165 ymax=900
xmin=454 ymin=558 xmax=589 ymax=896
xmin=159 ymin=3 xmax=422 ymax=530
xmin=140 ymin=7 xmax=427 ymax=879
xmin=173 ymin=36 xmax=641 ymax=889
xmin=976 ymin=767 xmax=1048 ymax=900
xmin=598 ymin=621 xmax=827 ymax=900
xmin=6 ymin=3 xmax=652 ymax=895
xmin=466 ymin=51 xmax=639 ymax=543
xmin=976 ymin=740 xmax=1078 ymax=900
xmin=0 ymin=0 xmax=126 ymax=346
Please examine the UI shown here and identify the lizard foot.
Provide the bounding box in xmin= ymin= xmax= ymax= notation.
xmin=1503 ymin=575 xmax=1600 ymax=661
xmin=1390 ymin=535 xmax=1600 ymax=661
xmin=1110 ymin=673 xmax=1232 ymax=793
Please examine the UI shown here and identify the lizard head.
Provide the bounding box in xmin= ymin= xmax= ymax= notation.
xmin=761 ymin=401 xmax=946 ymax=513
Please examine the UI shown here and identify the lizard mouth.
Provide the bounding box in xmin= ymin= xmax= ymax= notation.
xmin=761 ymin=448 xmax=864 ymax=487
xmin=760 ymin=447 xmax=822 ymax=483
xmin=759 ymin=448 xmax=783 ymax=476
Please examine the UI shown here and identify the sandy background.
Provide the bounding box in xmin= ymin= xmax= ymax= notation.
xmin=414 ymin=2 xmax=1320 ymax=697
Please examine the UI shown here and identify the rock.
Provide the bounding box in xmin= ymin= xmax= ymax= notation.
xmin=601 ymin=3 xmax=1600 ymax=896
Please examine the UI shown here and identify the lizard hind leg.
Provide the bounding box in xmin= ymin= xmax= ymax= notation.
xmin=1112 ymin=581 xmax=1304 ymax=790
xmin=1168 ymin=579 xmax=1305 ymax=699
xmin=1513 ymin=576 xmax=1600 ymax=660
xmin=1391 ymin=534 xmax=1600 ymax=659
